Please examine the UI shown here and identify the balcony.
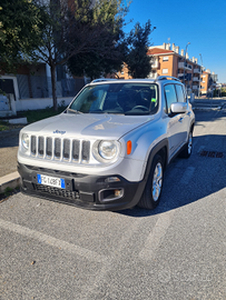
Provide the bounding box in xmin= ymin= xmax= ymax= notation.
xmin=148 ymin=72 xmax=158 ymax=79
xmin=177 ymin=73 xmax=184 ymax=78
xmin=178 ymin=62 xmax=192 ymax=70
xmin=151 ymin=60 xmax=159 ymax=69
xmin=194 ymin=68 xmax=201 ymax=74
xmin=193 ymin=77 xmax=200 ymax=82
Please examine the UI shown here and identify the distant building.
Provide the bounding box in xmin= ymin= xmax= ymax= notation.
xmin=107 ymin=64 xmax=132 ymax=80
xmin=147 ymin=43 xmax=203 ymax=96
xmin=147 ymin=42 xmax=218 ymax=97
xmin=200 ymin=70 xmax=218 ymax=96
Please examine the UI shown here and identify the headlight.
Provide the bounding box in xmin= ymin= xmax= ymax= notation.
xmin=92 ymin=140 xmax=120 ymax=162
xmin=99 ymin=141 xmax=119 ymax=160
xmin=21 ymin=133 xmax=29 ymax=150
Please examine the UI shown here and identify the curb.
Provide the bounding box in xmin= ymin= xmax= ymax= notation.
xmin=0 ymin=171 xmax=20 ymax=194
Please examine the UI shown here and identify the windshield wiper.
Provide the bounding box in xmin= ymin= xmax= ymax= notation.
xmin=67 ymin=108 xmax=83 ymax=114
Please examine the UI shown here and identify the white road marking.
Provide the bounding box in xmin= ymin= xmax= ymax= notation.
xmin=139 ymin=210 xmax=175 ymax=260
xmin=0 ymin=218 xmax=107 ymax=263
xmin=180 ymin=166 xmax=195 ymax=184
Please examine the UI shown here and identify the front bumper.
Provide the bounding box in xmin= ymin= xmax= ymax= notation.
xmin=18 ymin=163 xmax=146 ymax=211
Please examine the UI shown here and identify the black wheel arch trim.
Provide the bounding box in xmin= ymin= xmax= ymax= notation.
xmin=143 ymin=138 xmax=169 ymax=184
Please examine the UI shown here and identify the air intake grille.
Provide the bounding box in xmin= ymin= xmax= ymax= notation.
xmin=34 ymin=184 xmax=80 ymax=200
xmin=30 ymin=136 xmax=90 ymax=162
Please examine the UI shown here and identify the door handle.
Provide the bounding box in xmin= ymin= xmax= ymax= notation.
xmin=179 ymin=117 xmax=184 ymax=122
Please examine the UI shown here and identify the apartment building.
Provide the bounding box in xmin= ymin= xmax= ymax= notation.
xmin=147 ymin=43 xmax=203 ymax=96
xmin=200 ymin=70 xmax=218 ymax=96
xmin=107 ymin=64 xmax=132 ymax=80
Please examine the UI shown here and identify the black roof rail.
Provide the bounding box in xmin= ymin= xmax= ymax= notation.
xmin=155 ymin=76 xmax=180 ymax=82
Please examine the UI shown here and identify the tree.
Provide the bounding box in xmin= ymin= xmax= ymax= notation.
xmin=31 ymin=0 xmax=129 ymax=110
xmin=126 ymin=20 xmax=155 ymax=78
xmin=0 ymin=0 xmax=45 ymax=73
xmin=67 ymin=0 xmax=128 ymax=80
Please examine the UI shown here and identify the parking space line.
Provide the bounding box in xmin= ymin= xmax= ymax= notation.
xmin=0 ymin=218 xmax=108 ymax=263
xmin=139 ymin=210 xmax=175 ymax=260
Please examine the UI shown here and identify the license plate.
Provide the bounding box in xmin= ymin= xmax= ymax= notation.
xmin=37 ymin=174 xmax=65 ymax=189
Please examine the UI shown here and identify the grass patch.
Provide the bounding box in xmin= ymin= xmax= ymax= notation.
xmin=17 ymin=105 xmax=67 ymax=124
xmin=0 ymin=186 xmax=20 ymax=202
xmin=0 ymin=120 xmax=10 ymax=131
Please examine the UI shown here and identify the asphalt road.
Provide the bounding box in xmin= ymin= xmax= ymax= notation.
xmin=1 ymin=104 xmax=226 ymax=299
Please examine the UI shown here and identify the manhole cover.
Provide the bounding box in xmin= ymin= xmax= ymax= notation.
xmin=199 ymin=150 xmax=224 ymax=158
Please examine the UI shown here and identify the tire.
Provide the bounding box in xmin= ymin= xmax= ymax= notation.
xmin=138 ymin=154 xmax=164 ymax=209
xmin=179 ymin=131 xmax=193 ymax=158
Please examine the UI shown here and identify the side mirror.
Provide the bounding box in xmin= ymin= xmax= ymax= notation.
xmin=170 ymin=102 xmax=187 ymax=114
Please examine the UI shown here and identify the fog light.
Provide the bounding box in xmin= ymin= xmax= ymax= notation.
xmin=99 ymin=188 xmax=124 ymax=202
xmin=114 ymin=189 xmax=123 ymax=197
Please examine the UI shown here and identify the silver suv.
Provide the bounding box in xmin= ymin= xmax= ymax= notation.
xmin=18 ymin=76 xmax=195 ymax=210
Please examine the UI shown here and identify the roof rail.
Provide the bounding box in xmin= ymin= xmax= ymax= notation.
xmin=91 ymin=78 xmax=119 ymax=83
xmin=155 ymin=76 xmax=180 ymax=82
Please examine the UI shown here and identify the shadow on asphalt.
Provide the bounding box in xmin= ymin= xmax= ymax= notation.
xmin=117 ymin=133 xmax=226 ymax=218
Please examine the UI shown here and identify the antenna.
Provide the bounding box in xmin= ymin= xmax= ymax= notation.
xmin=199 ymin=53 xmax=203 ymax=67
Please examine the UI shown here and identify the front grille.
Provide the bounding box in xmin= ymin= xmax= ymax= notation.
xmin=30 ymin=136 xmax=91 ymax=162
xmin=46 ymin=137 xmax=52 ymax=157
xmin=38 ymin=137 xmax=44 ymax=155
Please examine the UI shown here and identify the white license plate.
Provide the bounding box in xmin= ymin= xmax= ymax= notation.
xmin=37 ymin=174 xmax=65 ymax=189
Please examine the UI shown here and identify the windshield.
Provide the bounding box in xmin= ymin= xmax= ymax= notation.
xmin=68 ymin=82 xmax=159 ymax=115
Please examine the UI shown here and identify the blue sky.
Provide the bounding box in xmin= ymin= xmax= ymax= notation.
xmin=124 ymin=0 xmax=226 ymax=83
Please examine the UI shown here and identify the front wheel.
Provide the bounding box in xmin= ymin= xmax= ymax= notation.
xmin=138 ymin=154 xmax=164 ymax=209
xmin=179 ymin=131 xmax=193 ymax=158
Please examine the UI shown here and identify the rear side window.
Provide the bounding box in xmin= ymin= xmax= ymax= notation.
xmin=175 ymin=84 xmax=186 ymax=102
xmin=164 ymin=84 xmax=177 ymax=114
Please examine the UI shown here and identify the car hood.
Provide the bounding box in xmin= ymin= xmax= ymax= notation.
xmin=22 ymin=112 xmax=154 ymax=139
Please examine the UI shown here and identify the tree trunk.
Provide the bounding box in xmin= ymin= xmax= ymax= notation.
xmin=50 ymin=63 xmax=58 ymax=111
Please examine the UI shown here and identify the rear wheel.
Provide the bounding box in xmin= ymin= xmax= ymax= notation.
xmin=138 ymin=154 xmax=164 ymax=209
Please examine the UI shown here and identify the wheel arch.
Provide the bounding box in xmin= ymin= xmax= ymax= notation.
xmin=190 ymin=121 xmax=195 ymax=133
xmin=143 ymin=139 xmax=168 ymax=184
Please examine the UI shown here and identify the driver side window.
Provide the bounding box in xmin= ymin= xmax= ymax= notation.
xmin=164 ymin=84 xmax=177 ymax=114
xmin=175 ymin=84 xmax=186 ymax=102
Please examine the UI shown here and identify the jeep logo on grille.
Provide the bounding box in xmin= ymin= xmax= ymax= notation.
xmin=53 ymin=130 xmax=66 ymax=135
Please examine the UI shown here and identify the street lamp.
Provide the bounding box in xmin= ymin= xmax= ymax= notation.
xmin=198 ymin=53 xmax=203 ymax=98
xmin=183 ymin=42 xmax=191 ymax=88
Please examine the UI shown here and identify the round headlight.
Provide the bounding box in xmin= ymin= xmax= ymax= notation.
xmin=21 ymin=133 xmax=29 ymax=150
xmin=98 ymin=140 xmax=119 ymax=160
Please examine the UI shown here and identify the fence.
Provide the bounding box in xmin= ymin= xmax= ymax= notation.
xmin=17 ymin=75 xmax=85 ymax=100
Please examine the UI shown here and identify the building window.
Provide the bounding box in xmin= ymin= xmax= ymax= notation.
xmin=163 ymin=56 xmax=169 ymax=61
xmin=162 ymin=69 xmax=168 ymax=74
